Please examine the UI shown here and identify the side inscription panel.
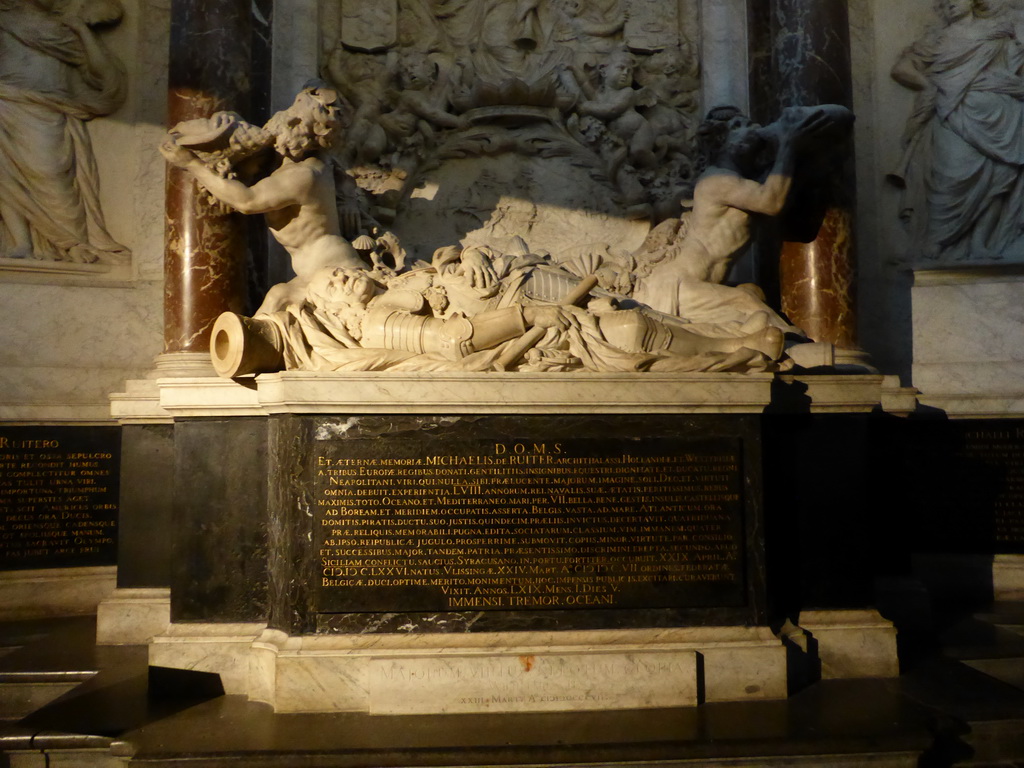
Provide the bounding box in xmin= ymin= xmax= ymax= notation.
xmin=0 ymin=427 xmax=120 ymax=570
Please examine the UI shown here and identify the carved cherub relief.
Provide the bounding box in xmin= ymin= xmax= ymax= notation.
xmin=321 ymin=0 xmax=703 ymax=241
xmin=573 ymin=49 xmax=657 ymax=169
xmin=325 ymin=47 xmax=391 ymax=166
xmin=379 ymin=52 xmax=464 ymax=157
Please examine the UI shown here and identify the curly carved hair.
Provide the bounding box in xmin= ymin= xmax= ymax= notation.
xmin=695 ymin=105 xmax=745 ymax=170
xmin=264 ymin=81 xmax=344 ymax=159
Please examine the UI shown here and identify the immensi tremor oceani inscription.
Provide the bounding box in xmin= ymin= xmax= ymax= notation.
xmin=315 ymin=437 xmax=743 ymax=613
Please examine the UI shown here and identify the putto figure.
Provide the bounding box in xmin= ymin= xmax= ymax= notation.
xmin=160 ymin=82 xmax=365 ymax=314
xmin=0 ymin=0 xmax=129 ymax=264
xmin=575 ymin=48 xmax=656 ymax=169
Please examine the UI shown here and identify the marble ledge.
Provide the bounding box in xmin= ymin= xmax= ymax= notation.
xmin=799 ymin=609 xmax=897 ymax=631
xmin=0 ymin=566 xmax=117 ymax=620
xmin=913 ymin=362 xmax=1024 ymax=392
xmin=365 ymin=650 xmax=700 ymax=714
xmin=267 ymin=624 xmax=781 ymax=653
xmin=915 ymin=393 xmax=1024 ymax=419
xmin=253 ymin=625 xmax=786 ymax=713
xmin=151 ymin=623 xmax=786 ymax=713
xmin=158 ymin=372 xmax=774 ymax=416
xmin=797 ymin=609 xmax=899 ymax=680
xmin=994 ymin=554 xmax=1024 ymax=601
xmin=913 ymin=264 xmax=1024 ymax=286
xmin=97 ymin=588 xmax=171 ymax=645
xmin=0 ymin=404 xmax=119 ymax=425
xmin=154 ymin=372 xmax=915 ymax=417
xmin=109 ymin=378 xmax=173 ymax=424
xmin=0 ymin=257 xmax=133 ymax=287
xmin=150 ymin=621 xmax=267 ymax=696
xmin=779 ymin=374 xmax=916 ymax=415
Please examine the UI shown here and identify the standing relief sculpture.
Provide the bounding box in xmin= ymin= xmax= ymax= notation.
xmin=890 ymin=0 xmax=1024 ymax=264
xmin=0 ymin=0 xmax=129 ymax=265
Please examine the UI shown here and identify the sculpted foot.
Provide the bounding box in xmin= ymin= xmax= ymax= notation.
xmin=68 ymin=245 xmax=101 ymax=264
xmin=741 ymin=326 xmax=785 ymax=360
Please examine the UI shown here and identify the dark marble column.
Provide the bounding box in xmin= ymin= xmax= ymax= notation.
xmin=117 ymin=424 xmax=175 ymax=588
xmin=770 ymin=0 xmax=858 ymax=348
xmin=746 ymin=0 xmax=774 ymax=126
xmin=163 ymin=0 xmax=252 ymax=355
xmin=171 ymin=418 xmax=269 ymax=622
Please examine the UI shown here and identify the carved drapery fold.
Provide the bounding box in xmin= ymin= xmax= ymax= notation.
xmin=0 ymin=1 xmax=129 ymax=265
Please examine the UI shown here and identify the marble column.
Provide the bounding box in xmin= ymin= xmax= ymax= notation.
xmin=770 ymin=0 xmax=858 ymax=349
xmin=701 ymin=0 xmax=751 ymax=114
xmin=163 ymin=0 xmax=253 ymax=359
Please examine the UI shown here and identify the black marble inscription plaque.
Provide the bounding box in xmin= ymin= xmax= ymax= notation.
xmin=314 ymin=435 xmax=745 ymax=613
xmin=0 ymin=426 xmax=120 ymax=570
xmin=907 ymin=420 xmax=1024 ymax=554
xmin=963 ymin=426 xmax=1024 ymax=550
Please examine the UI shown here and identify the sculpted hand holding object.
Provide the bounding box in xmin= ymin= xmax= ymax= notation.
xmin=160 ymin=83 xmax=366 ymax=315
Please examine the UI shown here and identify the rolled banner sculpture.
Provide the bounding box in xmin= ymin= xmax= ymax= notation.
xmin=211 ymin=312 xmax=285 ymax=378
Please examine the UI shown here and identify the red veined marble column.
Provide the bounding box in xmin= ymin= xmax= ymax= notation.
xmin=771 ymin=0 xmax=858 ymax=349
xmin=163 ymin=0 xmax=252 ymax=356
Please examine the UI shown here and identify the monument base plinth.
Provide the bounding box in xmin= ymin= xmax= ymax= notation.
xmin=150 ymin=623 xmax=788 ymax=714
xmin=0 ymin=566 xmax=116 ymax=621
xmin=138 ymin=372 xmax=914 ymax=716
xmin=912 ymin=267 xmax=1024 ymax=417
xmin=96 ymin=587 xmax=171 ymax=645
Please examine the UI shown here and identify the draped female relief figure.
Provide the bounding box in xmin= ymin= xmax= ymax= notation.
xmin=891 ymin=0 xmax=1024 ymax=263
xmin=0 ymin=0 xmax=128 ymax=265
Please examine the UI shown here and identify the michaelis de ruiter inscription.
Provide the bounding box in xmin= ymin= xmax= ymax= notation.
xmin=310 ymin=417 xmax=758 ymax=623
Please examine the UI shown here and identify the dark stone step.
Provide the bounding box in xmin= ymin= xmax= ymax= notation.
xmin=975 ymin=601 xmax=1024 ymax=637
xmin=962 ymin=659 xmax=1024 ymax=695
xmin=961 ymin=718 xmax=1024 ymax=766
xmin=118 ymin=753 xmax=924 ymax=768
xmin=939 ymin=618 xmax=1024 ymax=662
xmin=113 ymin=679 xmax=933 ymax=767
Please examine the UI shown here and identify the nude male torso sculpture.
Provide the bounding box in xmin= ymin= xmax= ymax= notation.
xmin=633 ymin=105 xmax=849 ymax=334
xmin=160 ymin=83 xmax=365 ymax=314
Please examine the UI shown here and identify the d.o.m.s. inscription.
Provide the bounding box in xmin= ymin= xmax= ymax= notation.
xmin=314 ymin=436 xmax=744 ymax=613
